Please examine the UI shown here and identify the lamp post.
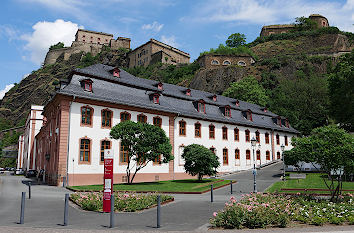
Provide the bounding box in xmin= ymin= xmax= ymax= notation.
xmin=281 ymin=144 xmax=285 ymax=181
xmin=251 ymin=137 xmax=257 ymax=193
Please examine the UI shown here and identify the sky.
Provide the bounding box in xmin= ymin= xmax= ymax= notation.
xmin=0 ymin=0 xmax=353 ymax=99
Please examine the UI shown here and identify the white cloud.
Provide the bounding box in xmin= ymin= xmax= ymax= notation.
xmin=21 ymin=19 xmax=83 ymax=65
xmin=0 ymin=25 xmax=20 ymax=41
xmin=182 ymin=0 xmax=354 ymax=32
xmin=0 ymin=84 xmax=15 ymax=100
xmin=161 ymin=35 xmax=179 ymax=48
xmin=142 ymin=21 xmax=164 ymax=32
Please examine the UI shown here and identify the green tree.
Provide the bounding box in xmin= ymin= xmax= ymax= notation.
xmin=284 ymin=125 xmax=354 ymax=201
xmin=226 ymin=33 xmax=246 ymax=48
xmin=110 ymin=121 xmax=173 ymax=183
xmin=328 ymin=51 xmax=354 ymax=131
xmin=223 ymin=75 xmax=269 ymax=106
xmin=182 ymin=144 xmax=220 ymax=181
xmin=293 ymin=16 xmax=317 ymax=31
xmin=49 ymin=42 xmax=65 ymax=50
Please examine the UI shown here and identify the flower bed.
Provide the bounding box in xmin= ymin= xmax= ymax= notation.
xmin=70 ymin=192 xmax=174 ymax=212
xmin=210 ymin=193 xmax=354 ymax=229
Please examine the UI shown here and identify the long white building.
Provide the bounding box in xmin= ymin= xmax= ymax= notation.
xmin=31 ymin=64 xmax=298 ymax=186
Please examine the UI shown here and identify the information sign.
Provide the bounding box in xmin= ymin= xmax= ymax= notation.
xmin=103 ymin=149 xmax=113 ymax=212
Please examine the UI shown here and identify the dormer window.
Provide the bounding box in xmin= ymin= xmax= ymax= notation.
xmin=285 ymin=119 xmax=290 ymax=128
xmin=277 ymin=116 xmax=282 ymax=126
xmin=235 ymin=100 xmax=240 ymax=107
xmin=197 ymin=100 xmax=205 ymax=113
xmin=185 ymin=89 xmax=191 ymax=96
xmin=157 ymin=82 xmax=163 ymax=90
xmin=224 ymin=106 xmax=231 ymax=117
xmin=212 ymin=95 xmax=217 ymax=102
xmin=81 ymin=79 xmax=93 ymax=92
xmin=153 ymin=94 xmax=159 ymax=104
xmin=113 ymin=68 xmax=120 ymax=78
xmin=243 ymin=109 xmax=252 ymax=121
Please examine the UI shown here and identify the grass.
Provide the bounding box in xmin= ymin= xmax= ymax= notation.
xmin=69 ymin=179 xmax=232 ymax=193
xmin=266 ymin=172 xmax=354 ymax=194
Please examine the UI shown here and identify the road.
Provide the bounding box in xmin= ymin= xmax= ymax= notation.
xmin=0 ymin=163 xmax=353 ymax=232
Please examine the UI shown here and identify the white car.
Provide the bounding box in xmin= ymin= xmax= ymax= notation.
xmin=15 ymin=168 xmax=24 ymax=175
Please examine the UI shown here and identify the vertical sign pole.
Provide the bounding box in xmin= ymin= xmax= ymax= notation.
xmin=211 ymin=184 xmax=213 ymax=203
xmin=110 ymin=194 xmax=114 ymax=228
xmin=20 ymin=192 xmax=25 ymax=224
xmin=103 ymin=149 xmax=114 ymax=213
xmin=157 ymin=195 xmax=161 ymax=228
xmin=63 ymin=193 xmax=69 ymax=226
xmin=28 ymin=181 xmax=31 ymax=199
xmin=230 ymin=180 xmax=233 ymax=194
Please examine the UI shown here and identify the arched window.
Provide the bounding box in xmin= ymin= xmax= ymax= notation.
xmin=265 ymin=132 xmax=270 ymax=144
xmin=120 ymin=111 xmax=131 ymax=122
xmin=195 ymin=122 xmax=201 ymax=138
xmin=222 ymin=126 xmax=228 ymax=140
xmin=224 ymin=106 xmax=231 ymax=117
xmin=101 ymin=109 xmax=112 ymax=128
xmin=234 ymin=128 xmax=239 ymax=141
xmin=209 ymin=124 xmax=215 ymax=139
xmin=79 ymin=138 xmax=91 ymax=163
xmin=223 ymin=60 xmax=231 ymax=65
xmin=266 ymin=151 xmax=270 ymax=160
xmin=256 ymin=150 xmax=261 ymax=160
xmin=276 ymin=134 xmax=280 ymax=145
xmin=179 ymin=120 xmax=186 ymax=136
xmin=100 ymin=140 xmax=111 ymax=162
xmin=211 ymin=60 xmax=219 ymax=65
xmin=223 ymin=148 xmax=228 ymax=165
xmin=245 ymin=129 xmax=250 ymax=142
xmin=255 ymin=131 xmax=260 ymax=143
xmin=137 ymin=114 xmax=147 ymax=123
xmin=153 ymin=154 xmax=161 ymax=165
xmin=197 ymin=100 xmax=206 ymax=113
xmin=120 ymin=144 xmax=129 ymax=164
xmin=235 ymin=149 xmax=240 ymax=160
xmin=238 ymin=61 xmax=246 ymax=66
xmin=285 ymin=136 xmax=288 ymax=146
xmin=153 ymin=116 xmax=162 ymax=128
xmin=246 ymin=149 xmax=251 ymax=160
xmin=153 ymin=94 xmax=159 ymax=104
xmin=81 ymin=106 xmax=93 ymax=127
xmin=277 ymin=151 xmax=281 ymax=160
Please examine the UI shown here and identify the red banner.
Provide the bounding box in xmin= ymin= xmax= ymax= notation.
xmin=103 ymin=150 xmax=113 ymax=212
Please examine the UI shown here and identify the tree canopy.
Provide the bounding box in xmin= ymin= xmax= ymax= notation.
xmin=182 ymin=144 xmax=220 ymax=181
xmin=284 ymin=125 xmax=354 ymax=201
xmin=328 ymin=51 xmax=354 ymax=131
xmin=293 ymin=16 xmax=318 ymax=31
xmin=223 ymin=75 xmax=269 ymax=107
xmin=226 ymin=33 xmax=246 ymax=48
xmin=49 ymin=42 xmax=65 ymax=51
xmin=110 ymin=121 xmax=173 ymax=183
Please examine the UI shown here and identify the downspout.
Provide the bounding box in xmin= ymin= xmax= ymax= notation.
xmin=271 ymin=129 xmax=275 ymax=161
xmin=66 ymin=95 xmax=76 ymax=186
xmin=172 ymin=113 xmax=180 ymax=180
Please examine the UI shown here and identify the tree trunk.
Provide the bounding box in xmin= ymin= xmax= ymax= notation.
xmin=198 ymin=174 xmax=203 ymax=182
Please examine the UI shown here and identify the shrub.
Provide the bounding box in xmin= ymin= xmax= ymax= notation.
xmin=329 ymin=216 xmax=344 ymax=225
xmin=347 ymin=215 xmax=354 ymax=225
xmin=211 ymin=204 xmax=246 ymax=229
xmin=311 ymin=216 xmax=327 ymax=226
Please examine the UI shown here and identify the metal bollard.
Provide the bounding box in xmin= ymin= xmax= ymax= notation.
xmin=110 ymin=194 xmax=114 ymax=228
xmin=20 ymin=192 xmax=25 ymax=224
xmin=211 ymin=184 xmax=214 ymax=203
xmin=63 ymin=193 xmax=69 ymax=226
xmin=28 ymin=181 xmax=31 ymax=199
xmin=230 ymin=180 xmax=233 ymax=194
xmin=157 ymin=195 xmax=161 ymax=228
xmin=62 ymin=177 xmax=66 ymax=187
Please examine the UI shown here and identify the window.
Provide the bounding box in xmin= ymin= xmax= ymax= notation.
xmin=153 ymin=94 xmax=159 ymax=104
xmin=246 ymin=149 xmax=251 ymax=160
xmin=235 ymin=100 xmax=240 ymax=107
xmin=120 ymin=144 xmax=129 ymax=163
xmin=157 ymin=82 xmax=163 ymax=90
xmin=81 ymin=106 xmax=93 ymax=126
xmin=255 ymin=131 xmax=260 ymax=143
xmin=100 ymin=140 xmax=111 ymax=162
xmin=234 ymin=128 xmax=239 ymax=141
xmin=120 ymin=112 xmax=131 ymax=122
xmin=101 ymin=109 xmax=112 ymax=128
xmin=256 ymin=150 xmax=260 ymax=160
xmin=238 ymin=61 xmax=246 ymax=66
xmin=211 ymin=60 xmax=219 ymax=65
xmin=235 ymin=149 xmax=240 ymax=160
xmin=79 ymin=138 xmax=91 ymax=162
xmin=153 ymin=116 xmax=162 ymax=128
xmin=178 ymin=145 xmax=185 ymax=165
xmin=265 ymin=133 xmax=270 ymax=144
xmin=277 ymin=151 xmax=281 ymax=159
xmin=197 ymin=100 xmax=205 ymax=113
xmin=266 ymin=151 xmax=270 ymax=160
xmin=222 ymin=126 xmax=228 ymax=140
xmin=179 ymin=120 xmax=186 ymax=136
xmin=113 ymin=68 xmax=120 ymax=78
xmin=137 ymin=153 xmax=146 ymax=164
xmin=137 ymin=114 xmax=147 ymax=123
xmin=223 ymin=148 xmax=228 ymax=165
xmin=209 ymin=124 xmax=215 ymax=139
xmin=285 ymin=136 xmax=288 ymax=146
xmin=210 ymin=147 xmax=216 ymax=154
xmin=223 ymin=60 xmax=231 ymax=65
xmin=153 ymin=154 xmax=161 ymax=165
xmin=81 ymin=79 xmax=93 ymax=92
xmin=246 ymin=110 xmax=252 ymax=121
xmin=225 ymin=106 xmax=231 ymax=117
xmin=276 ymin=134 xmax=280 ymax=145
xmin=195 ymin=122 xmax=201 ymax=138
xmin=245 ymin=129 xmax=250 ymax=142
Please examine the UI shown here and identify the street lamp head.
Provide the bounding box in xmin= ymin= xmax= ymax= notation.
xmin=251 ymin=137 xmax=257 ymax=147
xmin=281 ymin=144 xmax=285 ymax=152
xmin=258 ymin=144 xmax=261 ymax=150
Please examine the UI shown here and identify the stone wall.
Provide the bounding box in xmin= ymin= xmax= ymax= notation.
xmin=260 ymin=26 xmax=294 ymax=37
xmin=198 ymin=54 xmax=255 ymax=69
xmin=110 ymin=37 xmax=131 ymax=50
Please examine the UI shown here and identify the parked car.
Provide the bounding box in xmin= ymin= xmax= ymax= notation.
xmin=0 ymin=167 xmax=4 ymax=174
xmin=25 ymin=170 xmax=37 ymax=178
xmin=15 ymin=168 xmax=24 ymax=175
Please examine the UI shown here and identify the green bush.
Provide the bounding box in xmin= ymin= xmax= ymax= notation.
xmin=311 ymin=216 xmax=327 ymax=226
xmin=347 ymin=215 xmax=354 ymax=225
xmin=329 ymin=216 xmax=344 ymax=225
xmin=200 ymin=44 xmax=257 ymax=59
xmin=211 ymin=204 xmax=246 ymax=229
